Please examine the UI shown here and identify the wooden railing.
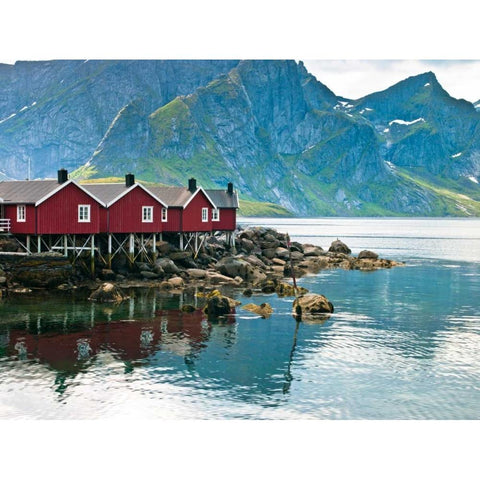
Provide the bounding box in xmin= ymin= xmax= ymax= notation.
xmin=0 ymin=218 xmax=11 ymax=232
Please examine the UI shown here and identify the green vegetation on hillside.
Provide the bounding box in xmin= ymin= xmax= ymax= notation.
xmin=238 ymin=199 xmax=292 ymax=217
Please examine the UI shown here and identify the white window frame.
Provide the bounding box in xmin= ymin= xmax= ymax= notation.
xmin=201 ymin=207 xmax=209 ymax=222
xmin=212 ymin=208 xmax=220 ymax=222
xmin=142 ymin=206 xmax=154 ymax=223
xmin=161 ymin=207 xmax=168 ymax=222
xmin=78 ymin=204 xmax=91 ymax=223
xmin=17 ymin=205 xmax=26 ymax=222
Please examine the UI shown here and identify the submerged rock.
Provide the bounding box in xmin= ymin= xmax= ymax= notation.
xmin=88 ymin=282 xmax=128 ymax=303
xmin=293 ymin=293 xmax=334 ymax=318
xmin=242 ymin=302 xmax=273 ymax=318
xmin=275 ymin=281 xmax=309 ymax=297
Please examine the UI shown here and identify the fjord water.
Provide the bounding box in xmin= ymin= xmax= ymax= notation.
xmin=0 ymin=218 xmax=479 ymax=419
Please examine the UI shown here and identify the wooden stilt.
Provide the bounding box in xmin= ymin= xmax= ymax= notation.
xmin=26 ymin=235 xmax=31 ymax=255
xmin=107 ymin=234 xmax=112 ymax=268
xmin=37 ymin=235 xmax=41 ymax=253
xmin=90 ymin=234 xmax=95 ymax=278
xmin=64 ymin=234 xmax=68 ymax=257
xmin=152 ymin=233 xmax=157 ymax=262
xmin=129 ymin=233 xmax=135 ymax=268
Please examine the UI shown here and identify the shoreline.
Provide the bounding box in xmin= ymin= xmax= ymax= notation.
xmin=0 ymin=225 xmax=404 ymax=302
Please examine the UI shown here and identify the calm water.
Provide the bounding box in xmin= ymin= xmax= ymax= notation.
xmin=0 ymin=217 xmax=479 ymax=419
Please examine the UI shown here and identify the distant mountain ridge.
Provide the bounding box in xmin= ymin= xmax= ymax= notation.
xmin=1 ymin=59 xmax=479 ymax=216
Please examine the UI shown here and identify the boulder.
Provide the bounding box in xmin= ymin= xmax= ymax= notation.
xmin=186 ymin=268 xmax=208 ymax=279
xmin=242 ymin=302 xmax=273 ymax=318
xmin=140 ymin=271 xmax=160 ymax=280
xmin=215 ymin=257 xmax=266 ymax=284
xmin=10 ymin=253 xmax=73 ymax=288
xmin=203 ymin=292 xmax=239 ymax=317
xmin=275 ymin=247 xmax=290 ymax=260
xmin=100 ymin=268 xmax=116 ymax=281
xmin=275 ymin=282 xmax=309 ymax=297
xmin=303 ymin=245 xmax=324 ymax=257
xmin=239 ymin=238 xmax=255 ymax=252
xmin=292 ymin=293 xmax=334 ymax=317
xmin=358 ymin=250 xmax=379 ymax=260
xmin=290 ymin=251 xmax=304 ymax=261
xmin=167 ymin=276 xmax=185 ymax=288
xmin=155 ymin=258 xmax=180 ymax=274
xmin=88 ymin=282 xmax=128 ymax=303
xmin=206 ymin=272 xmax=238 ymax=285
xmin=328 ymin=239 xmax=351 ymax=255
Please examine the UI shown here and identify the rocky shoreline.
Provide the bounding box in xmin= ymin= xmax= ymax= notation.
xmin=0 ymin=227 xmax=404 ymax=307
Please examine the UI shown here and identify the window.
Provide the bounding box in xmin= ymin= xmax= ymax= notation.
xmin=17 ymin=205 xmax=26 ymax=222
xmin=142 ymin=206 xmax=153 ymax=223
xmin=78 ymin=205 xmax=91 ymax=222
xmin=212 ymin=208 xmax=220 ymax=221
xmin=161 ymin=207 xmax=168 ymax=222
xmin=201 ymin=207 xmax=208 ymax=222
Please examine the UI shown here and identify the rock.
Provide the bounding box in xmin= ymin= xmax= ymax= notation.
xmin=10 ymin=253 xmax=73 ymax=288
xmin=152 ymin=264 xmax=165 ymax=276
xmin=140 ymin=271 xmax=160 ymax=279
xmin=186 ymin=268 xmax=207 ymax=279
xmin=289 ymin=241 xmax=304 ymax=253
xmin=328 ymin=239 xmax=351 ymax=255
xmin=167 ymin=276 xmax=185 ymax=288
xmin=290 ymin=251 xmax=304 ymax=261
xmin=261 ymin=248 xmax=277 ymax=259
xmin=275 ymin=281 xmax=309 ymax=297
xmin=169 ymin=251 xmax=193 ymax=261
xmin=243 ymin=288 xmax=253 ymax=297
xmin=242 ymin=302 xmax=273 ymax=318
xmin=215 ymin=257 xmax=266 ymax=284
xmin=206 ymin=272 xmax=238 ymax=285
xmin=244 ymin=255 xmax=267 ymax=269
xmin=239 ymin=238 xmax=255 ymax=252
xmin=358 ymin=250 xmax=379 ymax=260
xmin=155 ymin=240 xmax=172 ymax=255
xmin=88 ymin=282 xmax=128 ymax=303
xmin=274 ymin=247 xmax=290 ymax=259
xmin=261 ymin=280 xmax=276 ymax=294
xmin=293 ymin=293 xmax=334 ymax=317
xmin=155 ymin=258 xmax=180 ymax=274
xmin=100 ymin=268 xmax=116 ymax=281
xmin=303 ymin=245 xmax=324 ymax=257
xmin=203 ymin=295 xmax=234 ymax=317
xmin=272 ymin=258 xmax=286 ymax=266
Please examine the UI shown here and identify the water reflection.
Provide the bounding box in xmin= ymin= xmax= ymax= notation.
xmin=0 ymin=252 xmax=479 ymax=419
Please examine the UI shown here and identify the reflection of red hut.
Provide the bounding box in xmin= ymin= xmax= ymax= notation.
xmin=8 ymin=309 xmax=209 ymax=373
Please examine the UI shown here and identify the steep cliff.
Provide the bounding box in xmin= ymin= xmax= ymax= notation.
xmin=1 ymin=60 xmax=480 ymax=216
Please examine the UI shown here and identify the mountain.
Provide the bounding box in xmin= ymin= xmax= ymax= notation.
xmin=1 ymin=60 xmax=480 ymax=216
xmin=0 ymin=60 xmax=238 ymax=179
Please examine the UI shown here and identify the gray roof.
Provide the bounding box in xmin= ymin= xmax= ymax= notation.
xmin=205 ymin=189 xmax=239 ymax=209
xmin=147 ymin=186 xmax=194 ymax=207
xmin=81 ymin=183 xmax=131 ymax=205
xmin=0 ymin=179 xmax=60 ymax=204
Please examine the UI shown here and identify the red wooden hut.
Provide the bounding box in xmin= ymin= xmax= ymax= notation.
xmin=0 ymin=169 xmax=104 ymax=236
xmin=82 ymin=174 xmax=167 ymax=234
xmin=205 ymin=182 xmax=239 ymax=232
